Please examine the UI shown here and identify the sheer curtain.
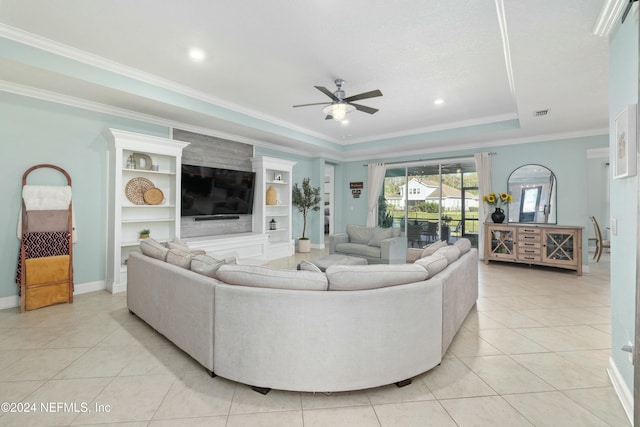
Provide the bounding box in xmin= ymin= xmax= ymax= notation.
xmin=366 ymin=163 xmax=387 ymax=226
xmin=474 ymin=152 xmax=492 ymax=260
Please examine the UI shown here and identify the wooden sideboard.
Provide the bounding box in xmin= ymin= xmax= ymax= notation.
xmin=484 ymin=223 xmax=583 ymax=275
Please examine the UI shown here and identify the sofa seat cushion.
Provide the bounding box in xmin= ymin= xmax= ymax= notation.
xmin=217 ymin=265 xmax=328 ymax=291
xmin=335 ymin=243 xmax=381 ymax=258
xmin=326 ymin=264 xmax=428 ymax=291
xmin=414 ymin=253 xmax=449 ymax=277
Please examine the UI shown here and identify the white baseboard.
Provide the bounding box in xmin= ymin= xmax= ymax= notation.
xmin=74 ymin=280 xmax=106 ymax=295
xmin=607 ymin=356 xmax=634 ymax=425
xmin=0 ymin=280 xmax=107 ymax=310
xmin=0 ymin=295 xmax=20 ymax=310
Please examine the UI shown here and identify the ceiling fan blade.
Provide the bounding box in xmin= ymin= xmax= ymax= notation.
xmin=350 ymin=103 xmax=379 ymax=114
xmin=314 ymin=86 xmax=339 ymax=101
xmin=293 ymin=102 xmax=332 ymax=108
xmin=345 ymin=89 xmax=383 ymax=102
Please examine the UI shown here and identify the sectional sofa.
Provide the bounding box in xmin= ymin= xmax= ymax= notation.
xmin=126 ymin=238 xmax=478 ymax=393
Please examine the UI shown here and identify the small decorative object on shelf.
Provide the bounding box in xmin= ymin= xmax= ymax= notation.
xmin=482 ymin=191 xmax=513 ymax=223
xmin=266 ymin=185 xmax=277 ymax=205
xmin=127 ymin=154 xmax=136 ymax=169
xmin=274 ymin=173 xmax=282 ymax=182
xmin=143 ymin=187 xmax=164 ymax=205
xmin=269 ymin=218 xmax=277 ymax=230
xmin=139 ymin=229 xmax=150 ymax=239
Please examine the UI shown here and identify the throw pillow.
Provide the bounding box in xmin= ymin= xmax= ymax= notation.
xmin=191 ymin=254 xmax=225 ymax=278
xmin=414 ymin=253 xmax=448 ymax=277
xmin=166 ymin=247 xmax=192 ymax=269
xmin=298 ymin=260 xmax=322 ymax=272
xmin=453 ymin=238 xmax=472 ymax=255
xmin=420 ymin=240 xmax=448 ymax=258
xmin=139 ymin=238 xmax=169 ymax=261
xmin=367 ymin=227 xmax=394 ymax=247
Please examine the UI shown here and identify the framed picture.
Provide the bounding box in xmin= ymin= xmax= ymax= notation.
xmin=614 ymin=104 xmax=637 ymax=179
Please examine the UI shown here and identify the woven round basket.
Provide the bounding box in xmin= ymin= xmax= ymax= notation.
xmin=125 ymin=177 xmax=155 ymax=205
xmin=143 ymin=187 xmax=164 ymax=205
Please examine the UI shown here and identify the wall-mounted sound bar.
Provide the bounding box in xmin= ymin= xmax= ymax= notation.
xmin=193 ymin=215 xmax=240 ymax=221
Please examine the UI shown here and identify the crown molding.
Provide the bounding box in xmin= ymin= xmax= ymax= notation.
xmin=342 ymin=113 xmax=519 ymax=145
xmin=0 ymin=24 xmax=337 ymax=144
xmin=593 ymin=0 xmax=628 ymax=37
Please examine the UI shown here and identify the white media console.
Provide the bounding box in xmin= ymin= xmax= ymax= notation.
xmin=184 ymin=232 xmax=271 ymax=262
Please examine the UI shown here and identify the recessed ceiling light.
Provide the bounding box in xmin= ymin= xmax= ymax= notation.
xmin=341 ymin=119 xmax=350 ymax=125
xmin=189 ymin=48 xmax=206 ymax=62
xmin=434 ymin=99 xmax=444 ymax=105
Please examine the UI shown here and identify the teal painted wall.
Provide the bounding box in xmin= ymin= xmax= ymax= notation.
xmin=0 ymin=91 xmax=609 ymax=304
xmin=339 ymin=135 xmax=607 ymax=254
xmin=609 ymin=15 xmax=638 ymax=394
xmin=0 ymin=92 xmax=168 ymax=299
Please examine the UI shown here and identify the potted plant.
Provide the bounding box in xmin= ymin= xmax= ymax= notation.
xmin=139 ymin=229 xmax=150 ymax=239
xmin=292 ymin=177 xmax=322 ymax=253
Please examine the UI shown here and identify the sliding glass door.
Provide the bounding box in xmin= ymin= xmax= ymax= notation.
xmin=382 ymin=160 xmax=478 ymax=249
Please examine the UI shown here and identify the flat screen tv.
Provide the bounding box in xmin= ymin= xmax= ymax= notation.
xmin=181 ymin=164 xmax=256 ymax=216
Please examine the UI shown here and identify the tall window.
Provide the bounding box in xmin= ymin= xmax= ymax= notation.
xmin=381 ymin=160 xmax=478 ymax=248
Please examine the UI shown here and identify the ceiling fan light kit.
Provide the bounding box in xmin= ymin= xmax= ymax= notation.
xmin=323 ymin=102 xmax=356 ymax=122
xmin=294 ymin=78 xmax=383 ymax=123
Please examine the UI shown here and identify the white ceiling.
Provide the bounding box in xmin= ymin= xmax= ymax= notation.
xmin=0 ymin=0 xmax=611 ymax=160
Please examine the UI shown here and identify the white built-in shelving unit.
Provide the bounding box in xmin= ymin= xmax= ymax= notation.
xmin=106 ymin=129 xmax=189 ymax=293
xmin=251 ymin=156 xmax=296 ymax=260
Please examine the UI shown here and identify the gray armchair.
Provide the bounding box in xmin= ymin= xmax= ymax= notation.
xmin=330 ymin=224 xmax=407 ymax=264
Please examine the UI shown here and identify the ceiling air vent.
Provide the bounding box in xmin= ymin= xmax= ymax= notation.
xmin=534 ymin=109 xmax=549 ymax=117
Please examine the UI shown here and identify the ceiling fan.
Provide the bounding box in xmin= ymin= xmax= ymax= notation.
xmin=293 ymin=79 xmax=383 ymax=122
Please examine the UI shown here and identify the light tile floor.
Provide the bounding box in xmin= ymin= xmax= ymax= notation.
xmin=0 ymin=249 xmax=630 ymax=426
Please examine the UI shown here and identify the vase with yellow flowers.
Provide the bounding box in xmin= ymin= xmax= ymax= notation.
xmin=482 ymin=192 xmax=513 ymax=223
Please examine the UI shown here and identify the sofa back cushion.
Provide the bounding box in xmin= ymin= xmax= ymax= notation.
xmin=326 ymin=264 xmax=428 ymax=291
xmin=421 ymin=240 xmax=448 ymax=258
xmin=367 ymin=227 xmax=394 ymax=247
xmin=435 ymin=245 xmax=461 ymax=264
xmin=216 ymin=265 xmax=328 ymax=291
xmin=346 ymin=224 xmax=374 ymax=245
xmin=453 ymin=238 xmax=472 ymax=255
xmin=166 ymin=247 xmax=192 ymax=269
xmin=414 ymin=253 xmax=449 ymax=277
xmin=139 ymin=238 xmax=169 ymax=261
xmin=191 ymin=254 xmax=236 ymax=278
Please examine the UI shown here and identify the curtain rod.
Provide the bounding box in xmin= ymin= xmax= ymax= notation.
xmin=362 ymin=152 xmax=496 ymax=167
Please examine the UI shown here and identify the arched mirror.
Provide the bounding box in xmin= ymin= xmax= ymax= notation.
xmin=508 ymin=164 xmax=556 ymax=224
